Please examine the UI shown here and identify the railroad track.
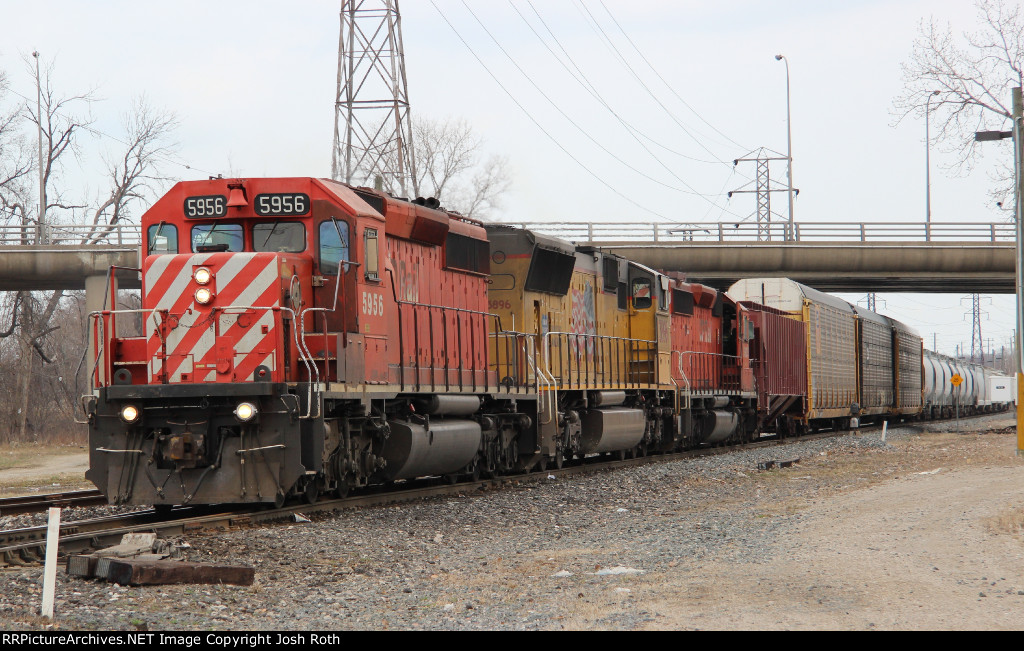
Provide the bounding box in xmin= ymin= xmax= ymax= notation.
xmin=0 ymin=411 xmax=1003 ymax=568
xmin=0 ymin=489 xmax=106 ymax=517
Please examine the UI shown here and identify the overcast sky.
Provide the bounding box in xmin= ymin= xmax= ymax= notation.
xmin=0 ymin=0 xmax=1017 ymax=360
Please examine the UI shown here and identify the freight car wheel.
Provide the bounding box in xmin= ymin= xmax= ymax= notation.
xmin=554 ymin=451 xmax=564 ymax=470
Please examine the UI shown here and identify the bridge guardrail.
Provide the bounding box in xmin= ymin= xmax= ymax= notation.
xmin=0 ymin=224 xmax=141 ymax=247
xmin=0 ymin=220 xmax=1013 ymax=248
xmin=507 ymin=221 xmax=1015 ymax=243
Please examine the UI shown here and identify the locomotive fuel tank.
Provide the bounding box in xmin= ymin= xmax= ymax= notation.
xmin=702 ymin=410 xmax=740 ymax=445
xmin=579 ymin=408 xmax=646 ymax=453
xmin=376 ymin=419 xmax=482 ymax=482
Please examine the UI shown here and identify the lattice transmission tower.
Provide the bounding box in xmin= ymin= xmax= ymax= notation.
xmin=331 ymin=0 xmax=418 ymax=197
xmin=729 ymin=148 xmax=796 ymax=241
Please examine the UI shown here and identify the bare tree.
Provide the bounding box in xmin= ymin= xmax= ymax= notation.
xmin=0 ymin=69 xmax=33 ymax=234
xmin=353 ymin=115 xmax=512 ymax=219
xmin=893 ymin=0 xmax=1024 ymax=206
xmin=86 ymin=97 xmax=178 ymax=244
xmin=411 ymin=117 xmax=511 ymax=219
xmin=0 ymin=58 xmax=177 ymax=441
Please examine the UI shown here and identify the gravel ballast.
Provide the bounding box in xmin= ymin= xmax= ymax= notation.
xmin=0 ymin=413 xmax=1020 ymax=631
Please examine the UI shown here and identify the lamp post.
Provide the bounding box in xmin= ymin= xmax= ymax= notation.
xmin=925 ymin=90 xmax=940 ymax=236
xmin=32 ymin=51 xmax=44 ymax=245
xmin=775 ymin=54 xmax=794 ymax=241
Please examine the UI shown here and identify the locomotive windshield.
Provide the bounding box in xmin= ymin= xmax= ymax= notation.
xmin=192 ymin=223 xmax=243 ymax=252
xmin=254 ymin=222 xmax=305 ymax=253
xmin=146 ymin=223 xmax=178 ymax=254
xmin=319 ymin=220 xmax=351 ymax=275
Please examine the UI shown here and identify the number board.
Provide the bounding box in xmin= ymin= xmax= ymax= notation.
xmin=950 ymin=374 xmax=964 ymax=387
xmin=184 ymin=195 xmax=227 ymax=219
xmin=255 ymin=193 xmax=309 ymax=217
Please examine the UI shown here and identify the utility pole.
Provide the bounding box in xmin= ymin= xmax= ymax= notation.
xmin=971 ymin=294 xmax=984 ymax=364
xmin=974 ymin=87 xmax=1024 ymax=453
xmin=331 ymin=0 xmax=418 ymax=198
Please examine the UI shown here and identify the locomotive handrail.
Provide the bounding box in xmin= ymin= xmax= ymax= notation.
xmin=84 ymin=304 xmax=287 ymax=395
xmin=541 ymin=331 xmax=658 ymax=392
xmin=670 ymin=350 xmax=692 ymax=414
xmin=673 ymin=350 xmax=746 ymax=392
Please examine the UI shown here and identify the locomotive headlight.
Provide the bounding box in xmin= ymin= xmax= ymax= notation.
xmin=234 ymin=402 xmax=258 ymax=422
xmin=120 ymin=405 xmax=140 ymax=423
xmin=194 ymin=267 xmax=212 ymax=285
xmin=195 ymin=288 xmax=213 ymax=305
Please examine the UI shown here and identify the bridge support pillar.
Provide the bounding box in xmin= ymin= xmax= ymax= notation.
xmin=85 ymin=275 xmax=117 ymax=391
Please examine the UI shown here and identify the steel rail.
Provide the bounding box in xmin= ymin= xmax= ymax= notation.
xmin=0 ymin=489 xmax=106 ymax=517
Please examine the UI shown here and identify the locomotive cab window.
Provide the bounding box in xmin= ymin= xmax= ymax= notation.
xmin=147 ymin=223 xmax=178 ymax=254
xmin=319 ymin=220 xmax=351 ymax=275
xmin=364 ymin=228 xmax=379 ymax=281
xmin=191 ymin=223 xmax=243 ymax=253
xmin=253 ymin=222 xmax=305 ymax=253
xmin=632 ymin=278 xmax=652 ymax=310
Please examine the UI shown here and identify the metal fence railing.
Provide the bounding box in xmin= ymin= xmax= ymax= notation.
xmin=0 ymin=221 xmax=1013 ymax=248
xmin=0 ymin=223 xmax=141 ymax=247
xmin=508 ymin=221 xmax=1015 ymax=244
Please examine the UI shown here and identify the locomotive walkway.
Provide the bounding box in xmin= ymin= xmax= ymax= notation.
xmin=0 ymin=220 xmax=1015 ymax=294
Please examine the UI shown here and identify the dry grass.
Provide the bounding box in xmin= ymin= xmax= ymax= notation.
xmin=985 ymin=507 xmax=1024 ymax=537
xmin=0 ymin=443 xmax=86 ymax=472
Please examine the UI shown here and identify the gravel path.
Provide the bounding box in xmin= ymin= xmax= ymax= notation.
xmin=0 ymin=413 xmax=1021 ymax=631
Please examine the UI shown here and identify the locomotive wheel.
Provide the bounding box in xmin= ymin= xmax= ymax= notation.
xmin=334 ymin=479 xmax=350 ymax=499
xmin=304 ymin=479 xmax=320 ymax=504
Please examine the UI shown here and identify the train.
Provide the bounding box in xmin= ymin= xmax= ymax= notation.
xmin=80 ymin=177 xmax=1010 ymax=507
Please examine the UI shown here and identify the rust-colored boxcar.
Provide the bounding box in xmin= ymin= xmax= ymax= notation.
xmin=740 ymin=301 xmax=807 ymax=432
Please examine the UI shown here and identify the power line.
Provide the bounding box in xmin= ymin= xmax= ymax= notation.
xmin=598 ymin=0 xmax=750 ymax=153
xmin=464 ymin=1 xmax=733 ymax=206
xmin=429 ymin=0 xmax=683 ymax=222
xmin=518 ymin=1 xmax=731 ymax=167
xmin=572 ymin=0 xmax=738 ymax=166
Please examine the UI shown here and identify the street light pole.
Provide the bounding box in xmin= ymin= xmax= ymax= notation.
xmin=1013 ymin=87 xmax=1024 ymax=456
xmin=32 ymin=51 xmax=44 ymax=245
xmin=776 ymin=55 xmax=794 ymax=241
xmin=925 ymin=90 xmax=940 ymax=237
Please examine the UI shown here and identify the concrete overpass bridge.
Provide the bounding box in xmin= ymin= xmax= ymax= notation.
xmin=0 ymin=220 xmax=1015 ymax=296
xmin=514 ymin=220 xmax=1017 ymax=294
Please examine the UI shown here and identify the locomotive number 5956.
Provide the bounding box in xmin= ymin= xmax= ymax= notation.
xmin=362 ymin=291 xmax=384 ymax=317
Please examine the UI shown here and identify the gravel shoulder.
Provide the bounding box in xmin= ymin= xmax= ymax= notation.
xmin=0 ymin=413 xmax=1022 ymax=631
